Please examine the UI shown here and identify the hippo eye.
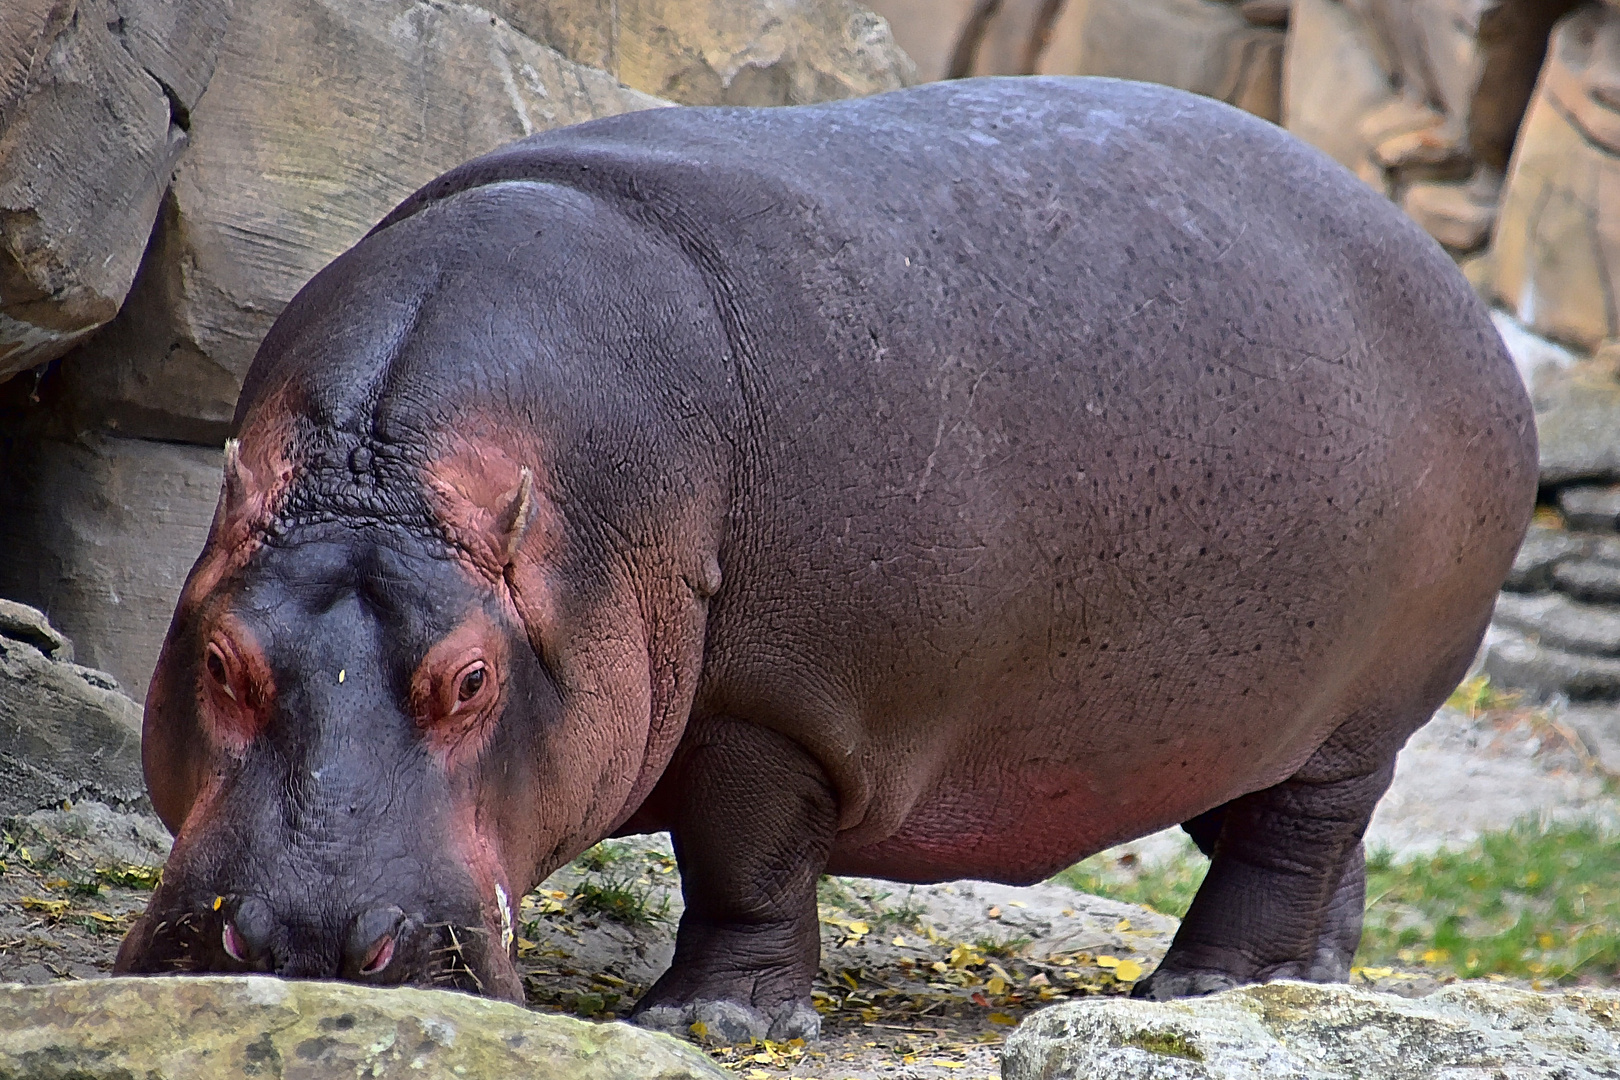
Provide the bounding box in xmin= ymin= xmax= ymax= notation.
xmin=454 ymin=663 xmax=486 ymax=707
xmin=205 ymin=644 xmax=235 ymax=700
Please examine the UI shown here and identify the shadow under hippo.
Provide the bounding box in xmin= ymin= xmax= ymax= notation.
xmin=115 ymin=76 xmax=1538 ymax=1042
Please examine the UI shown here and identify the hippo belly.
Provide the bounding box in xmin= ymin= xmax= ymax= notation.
xmin=118 ymin=76 xmax=1536 ymax=1044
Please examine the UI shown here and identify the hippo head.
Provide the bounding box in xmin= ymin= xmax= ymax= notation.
xmin=114 ymin=407 xmax=697 ymax=999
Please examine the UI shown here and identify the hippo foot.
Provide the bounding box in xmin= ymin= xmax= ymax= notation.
xmin=1130 ymin=968 xmax=1240 ymax=1001
xmin=633 ymin=998 xmax=820 ymax=1044
xmin=1133 ymin=954 xmax=1348 ymax=1001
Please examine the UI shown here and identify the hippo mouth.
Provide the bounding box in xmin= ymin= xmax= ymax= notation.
xmin=115 ymin=892 xmax=509 ymax=997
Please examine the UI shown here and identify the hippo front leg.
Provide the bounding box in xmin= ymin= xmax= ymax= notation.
xmin=631 ymin=716 xmax=835 ymax=1043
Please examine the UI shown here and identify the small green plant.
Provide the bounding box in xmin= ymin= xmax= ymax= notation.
xmin=973 ymin=933 xmax=1033 ymax=958
xmin=1445 ymin=674 xmax=1519 ymax=719
xmin=573 ymin=877 xmax=669 ymax=926
xmin=574 ymin=842 xmax=631 ymax=874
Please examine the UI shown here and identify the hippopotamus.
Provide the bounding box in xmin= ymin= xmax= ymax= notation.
xmin=115 ymin=76 xmax=1536 ymax=1040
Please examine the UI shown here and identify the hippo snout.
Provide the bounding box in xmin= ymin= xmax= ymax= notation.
xmin=116 ymin=887 xmax=518 ymax=999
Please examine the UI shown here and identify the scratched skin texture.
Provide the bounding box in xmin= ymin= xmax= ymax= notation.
xmin=115 ymin=77 xmax=1537 ymax=1042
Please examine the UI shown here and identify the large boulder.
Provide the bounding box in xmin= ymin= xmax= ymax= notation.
xmin=0 ymin=0 xmax=230 ymax=382
xmin=1280 ymin=0 xmax=1575 ymax=253
xmin=0 ymin=976 xmax=727 ymax=1079
xmin=0 ymin=599 xmax=145 ymax=817
xmin=0 ymin=433 xmax=221 ymax=701
xmin=1003 ymin=980 xmax=1620 ymax=1079
xmin=1036 ymin=0 xmax=1287 ymax=122
xmin=1492 ymin=4 xmax=1620 ymax=352
xmin=1282 ymin=0 xmax=1396 ymax=182
xmin=57 ymin=0 xmax=665 ymax=445
xmin=492 ymin=0 xmax=915 ymax=104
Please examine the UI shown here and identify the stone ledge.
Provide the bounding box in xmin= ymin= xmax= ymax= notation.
xmin=0 ymin=976 xmax=727 ymax=1079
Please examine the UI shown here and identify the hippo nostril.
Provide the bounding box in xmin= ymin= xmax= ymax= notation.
xmin=220 ymin=896 xmax=276 ymax=965
xmin=360 ymin=933 xmax=395 ymax=974
xmin=222 ymin=921 xmax=248 ymax=961
xmin=346 ymin=905 xmax=406 ymax=978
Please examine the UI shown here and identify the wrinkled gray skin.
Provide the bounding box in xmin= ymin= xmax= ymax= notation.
xmin=118 ymin=78 xmax=1536 ymax=1042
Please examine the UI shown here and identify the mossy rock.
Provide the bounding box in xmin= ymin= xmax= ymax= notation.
xmin=1004 ymin=980 xmax=1620 ymax=1078
xmin=0 ymin=975 xmax=726 ymax=1078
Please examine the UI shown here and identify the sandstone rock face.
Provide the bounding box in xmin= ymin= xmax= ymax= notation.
xmin=1039 ymin=0 xmax=1286 ymax=122
xmin=0 ymin=0 xmax=230 ymax=382
xmin=1003 ymin=980 xmax=1620 ymax=1079
xmin=495 ymin=0 xmax=915 ymax=104
xmin=0 ymin=976 xmax=728 ymax=1079
xmin=59 ymin=0 xmax=664 ymax=444
xmin=1493 ymin=4 xmax=1620 ymax=352
xmin=0 ymin=434 xmax=221 ymax=700
xmin=0 ymin=599 xmax=146 ymax=818
xmin=1282 ymin=0 xmax=1396 ymax=178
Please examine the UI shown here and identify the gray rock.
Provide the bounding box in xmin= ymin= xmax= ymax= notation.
xmin=0 ymin=601 xmax=146 ymax=817
xmin=0 ymin=0 xmax=233 ymax=384
xmin=1002 ymin=980 xmax=1620 ymax=1079
xmin=1533 ymin=361 xmax=1620 ymax=486
xmin=0 ymin=976 xmax=728 ymax=1079
xmin=1560 ymin=485 xmax=1620 ymax=532
xmin=0 ymin=433 xmax=221 ymax=701
xmin=0 ymin=0 xmax=187 ymax=380
xmin=0 ymin=598 xmax=71 ymax=662
xmin=1484 ymin=627 xmax=1620 ymax=700
xmin=1504 ymin=524 xmax=1591 ymax=591
xmin=1553 ymin=557 xmax=1620 ymax=604
xmin=58 ymin=0 xmax=665 ymax=444
xmin=1493 ymin=591 xmax=1620 ymax=656
xmin=6 ymin=800 xmax=170 ymax=869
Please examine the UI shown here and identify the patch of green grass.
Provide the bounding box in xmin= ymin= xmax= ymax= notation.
xmin=1053 ymin=817 xmax=1620 ymax=984
xmin=574 ymin=842 xmax=632 ymax=874
xmin=572 ymin=876 xmax=669 ymax=926
xmin=1054 ymin=848 xmax=1207 ymax=919
xmin=1359 ymin=819 xmax=1620 ymax=981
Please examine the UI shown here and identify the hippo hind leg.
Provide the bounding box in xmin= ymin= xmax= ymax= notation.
xmin=1133 ymin=633 xmax=1482 ymax=1002
xmin=630 ymin=716 xmax=835 ymax=1043
xmin=1137 ymin=758 xmax=1382 ymax=1001
xmin=1180 ymin=803 xmax=1365 ymax=981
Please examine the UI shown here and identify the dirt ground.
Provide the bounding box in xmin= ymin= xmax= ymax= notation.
xmin=2 ymin=699 xmax=1614 ymax=1078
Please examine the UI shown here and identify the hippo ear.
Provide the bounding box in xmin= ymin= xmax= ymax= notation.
xmin=494 ymin=467 xmax=535 ymax=565
xmin=209 ymin=438 xmax=255 ymax=536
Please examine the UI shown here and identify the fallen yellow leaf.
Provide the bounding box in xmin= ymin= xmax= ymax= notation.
xmin=892 ymin=935 xmax=906 ymax=947
xmin=989 ymin=1012 xmax=1017 ymax=1025
xmin=1114 ymin=960 xmax=1143 ymax=981
xmin=689 ymin=1021 xmax=708 ymax=1039
xmin=987 ymin=977 xmax=1007 ymax=995
xmin=1095 ymin=955 xmax=1121 ymax=969
xmin=1114 ymin=918 xmax=1131 ymax=931
xmin=20 ymin=897 xmax=68 ymax=916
